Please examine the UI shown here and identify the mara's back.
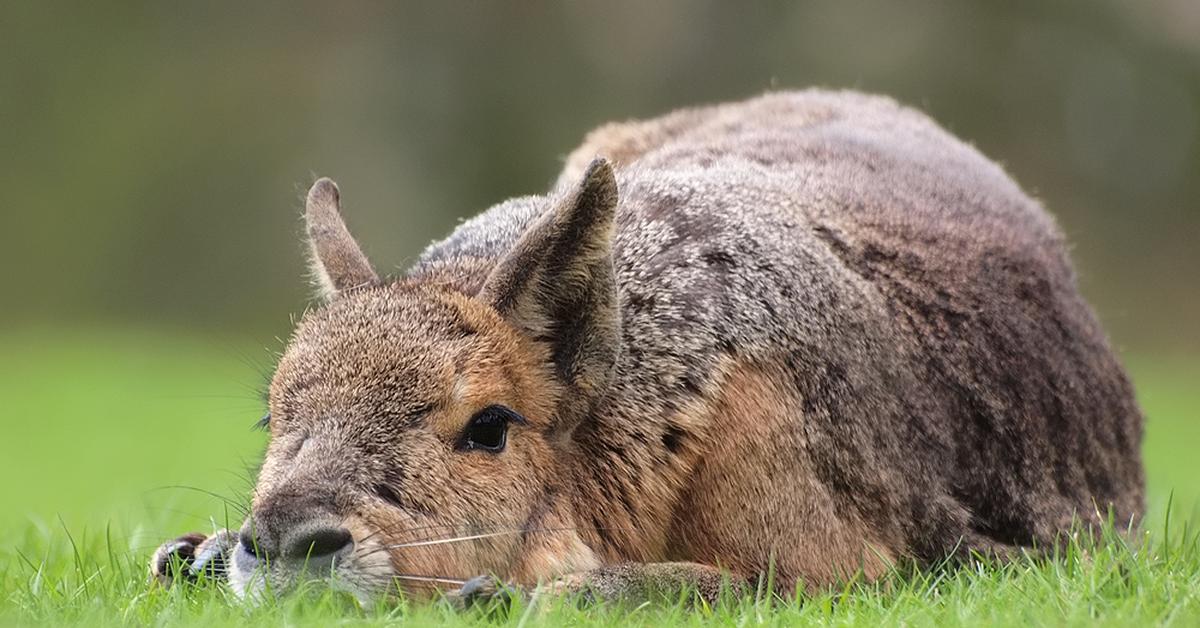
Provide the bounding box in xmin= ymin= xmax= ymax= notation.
xmin=414 ymin=90 xmax=1144 ymax=582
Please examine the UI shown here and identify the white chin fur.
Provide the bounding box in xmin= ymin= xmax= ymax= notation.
xmin=227 ymin=546 xmax=266 ymax=601
xmin=225 ymin=538 xmax=395 ymax=605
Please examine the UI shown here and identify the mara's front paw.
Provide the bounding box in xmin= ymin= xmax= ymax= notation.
xmin=150 ymin=529 xmax=237 ymax=587
xmin=445 ymin=575 xmax=524 ymax=612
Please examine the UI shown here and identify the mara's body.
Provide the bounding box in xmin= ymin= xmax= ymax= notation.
xmin=153 ymin=90 xmax=1144 ymax=603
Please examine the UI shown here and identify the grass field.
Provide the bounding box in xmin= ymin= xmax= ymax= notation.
xmin=0 ymin=328 xmax=1197 ymax=626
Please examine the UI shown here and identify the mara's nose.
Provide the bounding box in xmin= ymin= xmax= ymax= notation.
xmin=286 ymin=526 xmax=353 ymax=561
xmin=240 ymin=524 xmax=353 ymax=562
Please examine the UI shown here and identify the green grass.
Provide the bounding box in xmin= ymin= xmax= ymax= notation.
xmin=1 ymin=328 xmax=1197 ymax=626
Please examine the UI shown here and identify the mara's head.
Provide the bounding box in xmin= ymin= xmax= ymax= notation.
xmin=228 ymin=159 xmax=620 ymax=601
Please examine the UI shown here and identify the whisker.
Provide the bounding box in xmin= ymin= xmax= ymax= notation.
xmin=360 ymin=521 xmax=493 ymax=547
xmin=352 ymin=524 xmax=632 ymax=563
xmin=356 ymin=529 xmax=383 ymax=545
xmin=390 ymin=574 xmax=468 ymax=587
xmin=352 ymin=523 xmax=504 ymax=558
xmin=385 ymin=529 xmax=528 ymax=550
xmin=390 ymin=524 xmax=629 ymax=550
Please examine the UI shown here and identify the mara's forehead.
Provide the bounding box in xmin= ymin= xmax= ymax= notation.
xmin=274 ymin=286 xmax=490 ymax=388
xmin=294 ymin=285 xmax=479 ymax=346
xmin=267 ymin=284 xmax=541 ymax=426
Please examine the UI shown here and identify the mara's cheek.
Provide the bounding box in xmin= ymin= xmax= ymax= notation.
xmin=357 ymin=499 xmax=428 ymax=537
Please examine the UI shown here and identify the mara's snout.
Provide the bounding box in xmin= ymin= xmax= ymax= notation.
xmin=152 ymin=90 xmax=1144 ymax=604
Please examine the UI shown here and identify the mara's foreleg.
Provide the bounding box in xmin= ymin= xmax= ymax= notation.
xmin=450 ymin=561 xmax=745 ymax=608
xmin=545 ymin=562 xmax=747 ymax=602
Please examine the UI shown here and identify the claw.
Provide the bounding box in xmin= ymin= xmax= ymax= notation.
xmin=151 ymin=532 xmax=206 ymax=587
xmin=150 ymin=529 xmax=238 ymax=587
xmin=189 ymin=529 xmax=238 ymax=581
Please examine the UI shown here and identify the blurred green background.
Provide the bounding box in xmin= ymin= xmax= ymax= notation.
xmin=0 ymin=1 xmax=1196 ymax=539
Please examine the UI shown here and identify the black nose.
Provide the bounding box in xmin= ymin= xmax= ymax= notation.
xmin=285 ymin=526 xmax=353 ymax=561
xmin=239 ymin=524 xmax=353 ymax=562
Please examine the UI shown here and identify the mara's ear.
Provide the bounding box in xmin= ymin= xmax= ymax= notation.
xmin=479 ymin=158 xmax=621 ymax=427
xmin=305 ymin=177 xmax=378 ymax=301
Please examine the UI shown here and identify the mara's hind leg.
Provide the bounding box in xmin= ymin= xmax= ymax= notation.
xmin=448 ymin=365 xmax=905 ymax=607
xmin=665 ymin=364 xmax=903 ymax=593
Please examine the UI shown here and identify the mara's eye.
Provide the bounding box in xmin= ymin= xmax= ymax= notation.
xmin=457 ymin=405 xmax=526 ymax=453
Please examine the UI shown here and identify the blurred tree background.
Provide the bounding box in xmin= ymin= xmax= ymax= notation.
xmin=1 ymin=0 xmax=1197 ymax=352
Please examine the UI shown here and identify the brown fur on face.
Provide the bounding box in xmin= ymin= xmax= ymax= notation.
xmin=247 ymin=284 xmax=573 ymax=595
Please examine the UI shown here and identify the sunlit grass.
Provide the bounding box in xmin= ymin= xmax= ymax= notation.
xmin=0 ymin=329 xmax=1196 ymax=626
xmin=4 ymin=515 xmax=1198 ymax=627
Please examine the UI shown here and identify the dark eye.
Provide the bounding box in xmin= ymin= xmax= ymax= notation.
xmin=457 ymin=405 xmax=525 ymax=453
